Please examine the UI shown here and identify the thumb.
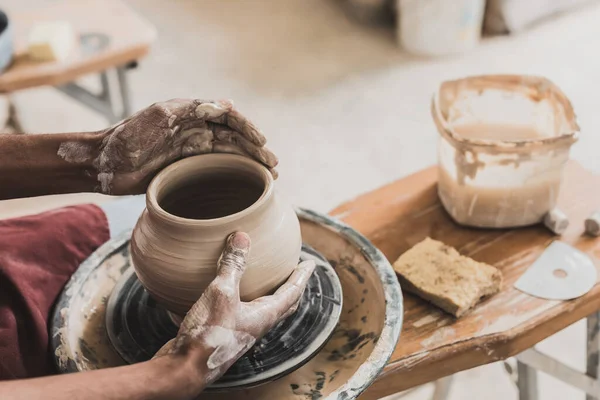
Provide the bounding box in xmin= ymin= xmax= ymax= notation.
xmin=216 ymin=232 xmax=251 ymax=285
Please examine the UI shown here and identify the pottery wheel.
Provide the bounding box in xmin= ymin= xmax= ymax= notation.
xmin=51 ymin=208 xmax=402 ymax=399
xmin=104 ymin=244 xmax=343 ymax=390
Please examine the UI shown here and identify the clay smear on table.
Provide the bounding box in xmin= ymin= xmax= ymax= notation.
xmin=433 ymin=75 xmax=579 ymax=228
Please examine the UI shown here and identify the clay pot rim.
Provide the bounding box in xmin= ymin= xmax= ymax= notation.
xmin=145 ymin=153 xmax=273 ymax=226
xmin=432 ymin=74 xmax=580 ymax=152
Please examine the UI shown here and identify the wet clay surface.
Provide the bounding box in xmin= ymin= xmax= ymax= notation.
xmin=160 ymin=174 xmax=264 ymax=220
xmin=330 ymin=160 xmax=600 ymax=399
xmin=51 ymin=209 xmax=402 ymax=400
xmin=131 ymin=154 xmax=301 ymax=315
xmin=52 ymin=242 xmax=129 ymax=372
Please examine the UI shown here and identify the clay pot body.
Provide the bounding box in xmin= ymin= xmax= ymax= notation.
xmin=130 ymin=154 xmax=302 ymax=315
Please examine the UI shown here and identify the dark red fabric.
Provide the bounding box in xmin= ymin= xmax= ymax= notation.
xmin=0 ymin=204 xmax=109 ymax=380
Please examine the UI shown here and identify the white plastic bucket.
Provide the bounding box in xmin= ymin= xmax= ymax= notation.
xmin=397 ymin=0 xmax=486 ymax=56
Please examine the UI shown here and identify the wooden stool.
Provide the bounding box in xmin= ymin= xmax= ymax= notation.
xmin=0 ymin=0 xmax=156 ymax=124
xmin=330 ymin=161 xmax=600 ymax=399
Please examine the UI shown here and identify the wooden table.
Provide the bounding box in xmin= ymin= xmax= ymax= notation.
xmin=330 ymin=161 xmax=600 ymax=400
xmin=0 ymin=0 xmax=156 ymax=123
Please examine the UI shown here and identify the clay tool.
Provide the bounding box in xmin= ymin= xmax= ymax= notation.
xmin=585 ymin=211 xmax=600 ymax=237
xmin=514 ymin=241 xmax=597 ymax=300
xmin=543 ymin=208 xmax=569 ymax=235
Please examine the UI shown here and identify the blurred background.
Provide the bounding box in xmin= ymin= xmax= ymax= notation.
xmin=1 ymin=1 xmax=600 ymax=399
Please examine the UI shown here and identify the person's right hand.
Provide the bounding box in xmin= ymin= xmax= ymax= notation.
xmin=153 ymin=232 xmax=315 ymax=389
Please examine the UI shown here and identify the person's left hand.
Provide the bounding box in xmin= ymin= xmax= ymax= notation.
xmin=94 ymin=99 xmax=278 ymax=195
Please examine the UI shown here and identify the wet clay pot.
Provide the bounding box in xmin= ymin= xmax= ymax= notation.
xmin=130 ymin=154 xmax=302 ymax=315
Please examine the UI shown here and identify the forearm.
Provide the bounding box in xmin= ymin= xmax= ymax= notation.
xmin=0 ymin=355 xmax=205 ymax=400
xmin=0 ymin=132 xmax=106 ymax=200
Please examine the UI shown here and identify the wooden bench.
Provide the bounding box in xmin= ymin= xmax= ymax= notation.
xmin=330 ymin=161 xmax=600 ymax=400
xmin=0 ymin=0 xmax=156 ymax=123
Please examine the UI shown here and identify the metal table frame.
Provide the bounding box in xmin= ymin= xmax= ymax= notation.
xmin=430 ymin=311 xmax=600 ymax=400
xmin=515 ymin=311 xmax=600 ymax=400
xmin=2 ymin=28 xmax=145 ymax=127
xmin=56 ymin=62 xmax=135 ymax=124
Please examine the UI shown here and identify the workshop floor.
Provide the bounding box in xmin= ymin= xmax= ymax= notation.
xmin=2 ymin=1 xmax=600 ymax=399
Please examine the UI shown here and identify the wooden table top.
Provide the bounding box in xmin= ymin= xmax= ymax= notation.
xmin=330 ymin=161 xmax=600 ymax=399
xmin=0 ymin=0 xmax=156 ymax=93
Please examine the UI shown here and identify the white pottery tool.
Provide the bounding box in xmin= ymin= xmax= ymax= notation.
xmin=514 ymin=241 xmax=598 ymax=300
xmin=543 ymin=208 xmax=569 ymax=235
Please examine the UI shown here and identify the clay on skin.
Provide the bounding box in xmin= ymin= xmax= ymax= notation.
xmin=56 ymin=99 xmax=279 ymax=195
xmin=152 ymin=232 xmax=316 ymax=388
xmin=130 ymin=153 xmax=302 ymax=315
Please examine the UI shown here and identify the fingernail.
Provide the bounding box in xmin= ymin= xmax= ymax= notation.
xmin=220 ymin=99 xmax=234 ymax=108
xmin=230 ymin=232 xmax=250 ymax=250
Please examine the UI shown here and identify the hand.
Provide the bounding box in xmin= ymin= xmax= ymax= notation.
xmin=95 ymin=99 xmax=278 ymax=195
xmin=153 ymin=232 xmax=315 ymax=389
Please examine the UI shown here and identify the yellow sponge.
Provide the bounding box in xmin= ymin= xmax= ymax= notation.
xmin=393 ymin=237 xmax=502 ymax=317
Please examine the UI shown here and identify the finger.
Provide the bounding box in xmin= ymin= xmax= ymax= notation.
xmin=225 ymin=109 xmax=267 ymax=146
xmin=217 ymin=232 xmax=251 ymax=285
xmin=206 ymin=108 xmax=267 ymax=147
xmin=176 ymin=127 xmax=213 ymax=157
xmin=193 ymin=99 xmax=234 ymax=121
xmin=212 ymin=141 xmax=246 ymax=157
xmin=212 ymin=141 xmax=279 ymax=180
xmin=149 ymin=99 xmax=208 ymax=125
xmin=280 ymin=297 xmax=302 ymax=320
xmin=248 ymin=260 xmax=315 ymax=319
xmin=212 ymin=125 xmax=278 ymax=167
xmin=273 ymin=260 xmax=315 ymax=299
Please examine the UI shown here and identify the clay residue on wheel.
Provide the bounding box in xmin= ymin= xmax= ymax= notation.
xmin=52 ymin=210 xmax=402 ymax=400
xmin=327 ymin=329 xmax=378 ymax=362
xmin=54 ymin=248 xmax=129 ymax=371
